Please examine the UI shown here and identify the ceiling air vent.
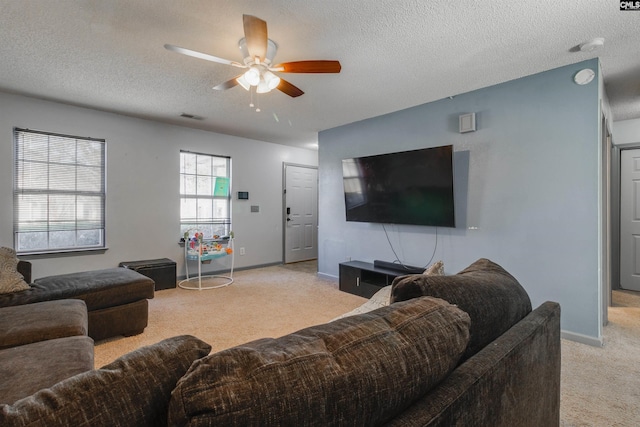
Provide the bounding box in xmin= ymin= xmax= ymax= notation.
xmin=180 ymin=113 xmax=204 ymax=120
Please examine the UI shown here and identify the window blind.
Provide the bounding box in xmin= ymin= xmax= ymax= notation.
xmin=13 ymin=128 xmax=106 ymax=254
xmin=179 ymin=150 xmax=231 ymax=239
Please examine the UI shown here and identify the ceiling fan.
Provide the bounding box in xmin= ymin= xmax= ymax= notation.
xmin=165 ymin=14 xmax=341 ymax=98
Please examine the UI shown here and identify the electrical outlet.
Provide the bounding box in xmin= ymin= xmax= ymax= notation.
xmin=239 ymin=247 xmax=246 ymax=255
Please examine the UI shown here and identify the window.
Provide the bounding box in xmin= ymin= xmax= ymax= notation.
xmin=342 ymin=158 xmax=366 ymax=208
xmin=180 ymin=151 xmax=231 ymax=239
xmin=13 ymin=128 xmax=106 ymax=254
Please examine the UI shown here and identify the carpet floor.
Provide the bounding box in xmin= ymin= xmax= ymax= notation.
xmin=560 ymin=289 xmax=640 ymax=426
xmin=94 ymin=262 xmax=366 ymax=367
xmin=94 ymin=262 xmax=640 ymax=426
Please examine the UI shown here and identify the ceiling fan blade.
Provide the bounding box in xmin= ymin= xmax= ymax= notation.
xmin=213 ymin=75 xmax=243 ymax=91
xmin=164 ymin=44 xmax=243 ymax=67
xmin=273 ymin=60 xmax=342 ymax=73
xmin=277 ymin=78 xmax=305 ymax=98
xmin=243 ymin=15 xmax=268 ymax=62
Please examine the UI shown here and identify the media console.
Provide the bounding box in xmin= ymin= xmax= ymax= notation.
xmin=339 ymin=260 xmax=424 ymax=298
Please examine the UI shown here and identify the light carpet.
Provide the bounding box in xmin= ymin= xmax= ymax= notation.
xmin=94 ymin=262 xmax=366 ymax=367
xmin=94 ymin=262 xmax=640 ymax=426
xmin=560 ymin=289 xmax=640 ymax=427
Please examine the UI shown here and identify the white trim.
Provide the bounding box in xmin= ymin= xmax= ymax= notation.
xmin=317 ymin=271 xmax=338 ymax=281
xmin=561 ymin=330 xmax=604 ymax=347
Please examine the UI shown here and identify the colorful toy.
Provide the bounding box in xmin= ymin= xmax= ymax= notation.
xmin=184 ymin=230 xmax=234 ymax=260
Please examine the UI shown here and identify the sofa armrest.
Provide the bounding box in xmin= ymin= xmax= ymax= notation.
xmin=17 ymin=260 xmax=31 ymax=284
xmin=385 ymin=301 xmax=561 ymax=427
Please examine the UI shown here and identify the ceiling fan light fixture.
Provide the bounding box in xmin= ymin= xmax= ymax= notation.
xmin=263 ymin=70 xmax=281 ymax=90
xmin=236 ymin=74 xmax=251 ymax=91
xmin=244 ymin=67 xmax=261 ymax=86
xmin=238 ymin=38 xmax=278 ymax=66
xmin=256 ymin=78 xmax=271 ymax=94
xmin=167 ymin=15 xmax=341 ymax=101
xmin=265 ymin=40 xmax=278 ymax=65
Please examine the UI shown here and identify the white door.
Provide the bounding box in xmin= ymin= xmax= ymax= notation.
xmin=620 ymin=148 xmax=640 ymax=291
xmin=284 ymin=164 xmax=318 ymax=263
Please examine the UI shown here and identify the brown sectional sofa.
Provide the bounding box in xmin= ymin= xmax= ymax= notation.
xmin=0 ymin=258 xmax=561 ymax=426
xmin=0 ymin=261 xmax=155 ymax=340
xmin=0 ymin=299 xmax=94 ymax=404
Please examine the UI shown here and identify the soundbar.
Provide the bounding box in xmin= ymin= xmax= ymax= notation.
xmin=373 ymin=260 xmax=425 ymax=274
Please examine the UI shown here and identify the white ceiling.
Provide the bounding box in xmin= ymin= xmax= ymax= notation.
xmin=1 ymin=1 xmax=639 ymax=149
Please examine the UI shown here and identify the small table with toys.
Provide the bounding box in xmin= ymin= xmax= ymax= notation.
xmin=179 ymin=231 xmax=234 ymax=290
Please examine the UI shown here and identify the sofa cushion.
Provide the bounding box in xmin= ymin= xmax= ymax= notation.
xmin=88 ymin=299 xmax=149 ymax=341
xmin=169 ymin=297 xmax=470 ymax=427
xmin=0 ymin=336 xmax=94 ymax=405
xmin=0 ymin=335 xmax=211 ymax=427
xmin=0 ymin=247 xmax=29 ymax=295
xmin=384 ymin=301 xmax=561 ymax=427
xmin=0 ymin=267 xmax=155 ymax=310
xmin=391 ymin=258 xmax=532 ymax=360
xmin=0 ymin=299 xmax=88 ymax=350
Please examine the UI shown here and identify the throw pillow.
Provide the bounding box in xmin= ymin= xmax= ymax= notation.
xmin=333 ymin=260 xmax=446 ymax=321
xmin=423 ymin=260 xmax=444 ymax=275
xmin=0 ymin=335 xmax=211 ymax=427
xmin=0 ymin=247 xmax=30 ymax=295
xmin=331 ymin=285 xmax=392 ymax=320
xmin=169 ymin=297 xmax=470 ymax=426
xmin=391 ymin=258 xmax=532 ymax=360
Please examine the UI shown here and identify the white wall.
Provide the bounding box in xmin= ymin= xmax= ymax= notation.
xmin=613 ymin=118 xmax=640 ymax=145
xmin=318 ymin=59 xmax=604 ymax=342
xmin=0 ymin=92 xmax=317 ymax=278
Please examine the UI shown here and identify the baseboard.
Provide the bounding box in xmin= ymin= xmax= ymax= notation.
xmin=317 ymin=272 xmax=338 ymax=281
xmin=176 ymin=262 xmax=282 ymax=281
xmin=561 ymin=330 xmax=604 ymax=347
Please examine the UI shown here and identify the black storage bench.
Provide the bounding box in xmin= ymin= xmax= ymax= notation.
xmin=119 ymin=258 xmax=177 ymax=291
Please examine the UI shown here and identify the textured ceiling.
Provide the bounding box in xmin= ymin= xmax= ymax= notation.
xmin=1 ymin=1 xmax=639 ymax=149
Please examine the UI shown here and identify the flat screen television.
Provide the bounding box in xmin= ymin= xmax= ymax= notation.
xmin=342 ymin=145 xmax=455 ymax=227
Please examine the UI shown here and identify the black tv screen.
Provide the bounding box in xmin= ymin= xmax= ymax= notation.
xmin=342 ymin=145 xmax=455 ymax=227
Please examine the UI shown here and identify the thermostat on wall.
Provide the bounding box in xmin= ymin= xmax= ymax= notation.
xmin=237 ymin=191 xmax=249 ymax=200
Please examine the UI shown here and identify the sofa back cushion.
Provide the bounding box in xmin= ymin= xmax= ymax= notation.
xmin=169 ymin=297 xmax=470 ymax=427
xmin=391 ymin=258 xmax=532 ymax=360
xmin=0 ymin=335 xmax=211 ymax=427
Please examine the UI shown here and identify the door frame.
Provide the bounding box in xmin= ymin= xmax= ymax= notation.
xmin=612 ymin=142 xmax=640 ymax=293
xmin=282 ymin=162 xmax=318 ymax=264
xmin=601 ymin=114 xmax=612 ymax=326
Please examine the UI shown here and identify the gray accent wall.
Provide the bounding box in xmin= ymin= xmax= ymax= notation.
xmin=0 ymin=91 xmax=317 ymax=279
xmin=319 ymin=59 xmax=603 ymax=341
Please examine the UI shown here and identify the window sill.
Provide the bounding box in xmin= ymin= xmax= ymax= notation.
xmin=17 ymin=247 xmax=109 ymax=259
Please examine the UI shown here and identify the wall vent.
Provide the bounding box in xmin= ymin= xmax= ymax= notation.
xmin=459 ymin=113 xmax=476 ymax=133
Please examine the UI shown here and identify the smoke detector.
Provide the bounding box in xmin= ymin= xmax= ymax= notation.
xmin=579 ymin=38 xmax=604 ymax=52
xmin=574 ymin=69 xmax=595 ymax=85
